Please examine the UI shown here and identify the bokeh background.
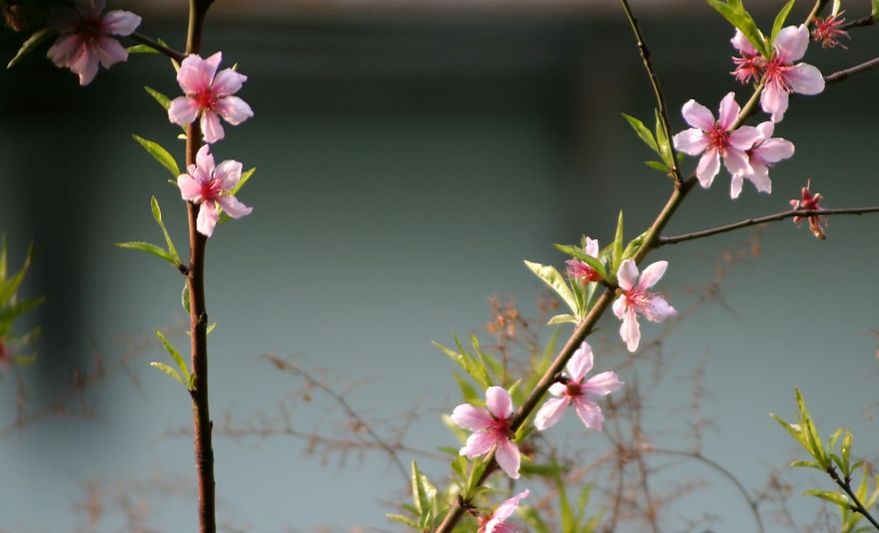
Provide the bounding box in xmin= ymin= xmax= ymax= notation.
xmin=1 ymin=0 xmax=878 ymax=530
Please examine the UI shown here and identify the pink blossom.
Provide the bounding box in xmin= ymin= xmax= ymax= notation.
xmin=168 ymin=52 xmax=254 ymax=144
xmin=612 ymin=260 xmax=676 ymax=353
xmin=177 ymin=145 xmax=252 ymax=237
xmin=758 ymin=25 xmax=825 ymax=122
xmin=790 ymin=179 xmax=826 ymax=239
xmin=534 ymin=341 xmax=623 ymax=431
xmin=451 ymin=386 xmax=521 ymax=479
xmin=46 ymin=0 xmax=141 ymax=86
xmin=565 ymin=237 xmax=602 ymax=283
xmin=812 ymin=13 xmax=849 ymax=49
xmin=477 ymin=490 xmax=529 ymax=533
xmin=730 ymin=30 xmax=764 ymax=85
xmin=672 ymin=92 xmax=761 ymax=189
xmin=731 ymin=121 xmax=795 ymax=199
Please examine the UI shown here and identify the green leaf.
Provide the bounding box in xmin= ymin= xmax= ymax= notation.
xmin=150 ymin=197 xmax=181 ymax=266
xmin=803 ymin=489 xmax=851 ymax=508
xmin=7 ymin=29 xmax=54 ymax=70
xmin=654 ymin=108 xmax=674 ymax=169
xmin=155 ymin=330 xmax=190 ymax=386
xmin=132 ymin=134 xmax=181 ymax=177
xmin=841 ymin=430 xmax=853 ymax=472
xmin=621 ymin=113 xmax=658 ymax=153
xmin=520 ymin=506 xmax=551 ymax=533
xmin=706 ymin=0 xmax=769 ymax=56
xmin=771 ymin=0 xmax=797 ymax=43
xmin=433 ymin=339 xmax=491 ymax=389
xmin=410 ymin=461 xmax=427 ymax=515
xmin=831 ymin=0 xmax=842 ymax=15
xmin=0 ymin=297 xmax=44 ymax=324
xmin=611 ymin=211 xmax=624 ymax=275
xmin=790 ymin=459 xmax=822 ymax=469
xmin=149 ymin=361 xmax=186 ymax=387
xmin=127 ymin=44 xmax=160 ymax=55
xmin=452 ymin=371 xmax=480 ymax=403
xmin=552 ymin=243 xmax=607 ymax=280
xmin=144 ymin=86 xmax=171 ymax=110
xmin=230 ymin=167 xmax=256 ymax=196
xmin=622 ymin=230 xmax=649 ymax=262
xmin=645 ymin=160 xmax=670 ymax=172
xmin=385 ymin=514 xmax=418 ymax=528
xmin=115 ymin=241 xmax=178 ymax=268
xmin=0 ymin=242 xmax=33 ymax=305
xmin=770 ymin=412 xmax=805 ymax=445
xmin=548 ymin=313 xmax=578 ymax=326
xmin=0 ymin=235 xmax=7 ymax=281
xmin=523 ymin=260 xmax=579 ymax=316
xmin=181 ymin=283 xmax=191 ymax=313
xmin=872 ymin=0 xmax=879 ymax=17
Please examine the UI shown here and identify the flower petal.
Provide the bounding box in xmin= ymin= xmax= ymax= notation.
xmin=745 ymin=164 xmax=772 ymax=194
xmin=548 ymin=382 xmax=567 ymax=397
xmin=214 ymin=95 xmax=254 ymax=126
xmin=774 ymin=24 xmax=809 ymax=63
xmin=47 ymin=34 xmax=83 ymax=66
xmin=460 ymin=431 xmax=495 ymax=458
xmin=681 ymin=99 xmax=715 ymax=131
xmin=722 ymin=147 xmax=752 ymax=177
xmin=487 ymin=489 xmax=529 ymax=525
xmin=168 ymin=96 xmax=200 ymax=126
xmin=696 ymin=150 xmax=721 ymax=188
xmin=494 ymin=438 xmax=521 ymax=479
xmin=786 ymin=63 xmax=825 ymax=95
xmin=100 ymin=10 xmax=141 ymax=36
xmin=730 ymin=29 xmax=757 ymax=55
xmin=212 ymin=68 xmax=246 ymax=96
xmin=612 ymin=295 xmax=627 ymax=320
xmin=727 ymin=125 xmax=761 ymax=151
xmin=93 ymin=36 xmax=127 ymax=68
xmin=730 ymin=173 xmax=744 ymax=199
xmin=196 ymin=201 xmax=219 ymax=237
xmin=717 ymin=92 xmax=740 ymax=130
xmin=195 ymin=144 xmax=214 ymax=173
xmin=642 ymin=294 xmax=676 ymax=323
xmin=637 ymin=260 xmax=667 ymax=289
xmin=620 ymin=308 xmax=641 ymax=352
xmin=201 ymin=111 xmax=225 ymax=144
xmin=451 ymin=404 xmax=492 ymax=431
xmin=69 ymin=47 xmax=99 ymax=86
xmin=761 ymin=83 xmax=789 ymax=122
xmin=616 ymin=259 xmax=639 ymax=291
xmin=573 ymin=398 xmax=604 ymax=430
xmin=756 ymin=137 xmax=795 ymax=163
xmin=672 ymin=128 xmax=709 ymax=156
xmin=486 ymin=386 xmax=513 ymax=419
xmin=534 ymin=397 xmax=568 ymax=431
xmin=565 ymin=341 xmax=593 ymax=382
xmin=177 ymin=174 xmax=202 ymax=202
xmin=217 ymin=195 xmax=252 ymax=219
xmin=215 ymin=159 xmax=243 ymax=189
xmin=177 ymin=53 xmax=219 ymax=94
xmin=584 ymin=237 xmax=599 ymax=257
xmin=583 ymin=371 xmax=624 ymax=396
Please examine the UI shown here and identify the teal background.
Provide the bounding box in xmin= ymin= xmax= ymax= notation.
xmin=0 ymin=1 xmax=878 ymax=531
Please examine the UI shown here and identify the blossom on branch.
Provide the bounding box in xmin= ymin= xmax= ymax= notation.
xmin=565 ymin=237 xmax=602 ymax=283
xmin=168 ymin=52 xmax=254 ymax=144
xmin=757 ymin=25 xmax=825 ymax=122
xmin=612 ymin=260 xmax=676 ymax=352
xmin=46 ymin=0 xmax=141 ymax=86
xmin=451 ymin=386 xmax=521 ymax=479
xmin=731 ymin=30 xmax=764 ymax=85
xmin=812 ymin=13 xmax=848 ymax=49
xmin=790 ymin=179 xmax=826 ymax=240
xmin=672 ymin=92 xmax=761 ymax=190
xmin=731 ymin=121 xmax=795 ymax=199
xmin=534 ymin=341 xmax=623 ymax=431
xmin=477 ymin=489 xmax=529 ymax=533
xmin=177 ymin=145 xmax=252 ymax=237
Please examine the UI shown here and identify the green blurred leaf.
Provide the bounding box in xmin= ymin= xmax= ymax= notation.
xmin=127 ymin=44 xmax=160 ymax=55
xmin=524 ymin=260 xmax=579 ymax=316
xmin=150 ymin=197 xmax=181 ymax=266
xmin=706 ymin=0 xmax=769 ymax=56
xmin=433 ymin=339 xmax=491 ymax=389
xmin=611 ymin=211 xmax=624 ymax=275
xmin=804 ymin=489 xmax=851 ymax=508
xmin=654 ymin=108 xmax=674 ymax=169
xmin=149 ymin=361 xmax=186 ymax=386
xmin=7 ymin=28 xmax=54 ymax=69
xmin=548 ymin=313 xmax=578 ymax=326
xmin=144 ymin=86 xmax=171 ymax=110
xmin=182 ymin=283 xmax=191 ymax=313
xmin=230 ymin=167 xmax=256 ymax=195
xmin=155 ymin=330 xmax=190 ymax=386
xmin=0 ymin=242 xmax=33 ymax=305
xmin=452 ymin=371 xmax=480 ymax=403
xmin=645 ymin=160 xmax=670 ymax=172
xmin=385 ymin=514 xmax=418 ymax=528
xmin=790 ymin=459 xmax=822 ymax=469
xmin=0 ymin=297 xmax=44 ymax=323
xmin=132 ymin=134 xmax=181 ymax=177
xmin=872 ymin=0 xmax=878 ymax=17
xmin=621 ymin=113 xmax=658 ymax=153
xmin=520 ymin=506 xmax=551 ymax=533
xmin=771 ymin=0 xmax=797 ymax=43
xmin=115 ymin=241 xmax=178 ymax=268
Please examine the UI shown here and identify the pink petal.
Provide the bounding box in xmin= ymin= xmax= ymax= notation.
xmin=487 ymin=489 xmax=529 ymax=525
xmin=744 ymin=165 xmax=772 ymax=194
xmin=620 ymin=308 xmax=641 ymax=352
xmin=761 ymin=82 xmax=789 ymax=122
xmin=93 ymin=36 xmax=127 ymax=68
xmin=730 ymin=29 xmax=757 ymax=55
xmin=756 ymin=138 xmax=795 ymax=163
xmin=728 ymin=125 xmax=761 ymax=151
xmin=451 ymin=404 xmax=492 ymax=431
xmin=548 ymin=382 xmax=567 ymax=397
xmin=486 ymin=386 xmax=513 ymax=419
xmin=637 ymin=260 xmax=667 ymax=289
xmin=642 ymin=294 xmax=676 ymax=323
xmin=612 ymin=295 xmax=627 ymax=320
xmin=215 ymin=160 xmax=243 ymax=189
xmin=195 ymin=144 xmax=215 ymax=173
xmin=47 ymin=34 xmax=83 ymax=66
xmin=217 ymin=196 xmax=252 ymax=219
xmin=672 ymin=128 xmax=709 ymax=156
xmin=722 ymin=147 xmax=752 ymax=177
xmin=460 ymin=431 xmax=496 ymax=458
xmin=696 ymin=149 xmax=721 ymax=188
xmin=212 ymin=68 xmax=246 ymax=96
xmin=100 ymin=10 xmax=140 ymax=36
xmin=756 ymin=121 xmax=775 ymax=139
xmin=565 ymin=341 xmax=593 ymax=382
xmin=584 ymin=237 xmax=599 ymax=257
xmin=69 ymin=47 xmax=99 ymax=86
xmin=215 ymin=96 xmax=254 ymax=126
xmin=773 ymin=25 xmax=809 ymax=63
xmin=573 ymin=398 xmax=604 ymax=430
xmin=582 ymin=371 xmax=624 ymax=396
xmin=168 ymin=96 xmax=200 ymax=126
xmin=177 ymin=174 xmax=202 ymax=202
xmin=534 ymin=397 xmax=569 ymax=431
xmin=196 ymin=201 xmax=219 ymax=237
xmin=616 ymin=259 xmax=639 ymax=291
xmin=177 ymin=53 xmax=219 ymax=94
xmin=494 ymin=438 xmax=521 ymax=479
xmin=730 ymin=173 xmax=744 ymax=199
xmin=681 ymin=99 xmax=715 ymax=131
xmin=201 ymin=111 xmax=225 ymax=144
xmin=786 ymin=63 xmax=825 ymax=95
xmin=717 ymin=92 xmax=740 ymax=130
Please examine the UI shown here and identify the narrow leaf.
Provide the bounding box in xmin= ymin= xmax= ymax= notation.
xmin=645 ymin=160 xmax=670 ymax=172
xmin=132 ymin=134 xmax=181 ymax=177
xmin=144 ymin=86 xmax=171 ymax=110
xmin=548 ymin=313 xmax=578 ymax=326
xmin=621 ymin=113 xmax=658 ymax=153
xmin=150 ymin=197 xmax=181 ymax=265
xmin=654 ymin=108 xmax=674 ymax=168
xmin=803 ymin=489 xmax=851 ymax=508
xmin=523 ymin=260 xmax=579 ymax=316
xmin=230 ymin=167 xmax=256 ymax=195
xmin=127 ymin=44 xmax=159 ymax=55
xmin=7 ymin=29 xmax=54 ymax=69
xmin=115 ymin=241 xmax=178 ymax=267
xmin=706 ymin=0 xmax=769 ymax=56
xmin=771 ymin=0 xmax=797 ymax=43
xmin=611 ymin=211 xmax=624 ymax=274
xmin=385 ymin=514 xmax=418 ymax=528
xmin=149 ymin=361 xmax=186 ymax=387
xmin=155 ymin=330 xmax=190 ymax=384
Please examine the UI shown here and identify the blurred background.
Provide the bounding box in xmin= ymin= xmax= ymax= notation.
xmin=1 ymin=0 xmax=878 ymax=531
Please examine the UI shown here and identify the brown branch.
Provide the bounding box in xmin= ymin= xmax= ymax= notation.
xmin=840 ymin=14 xmax=876 ymax=31
xmin=657 ymin=206 xmax=879 ymax=246
xmin=825 ymin=56 xmax=879 ymax=84
xmin=183 ymin=1 xmax=216 ymax=532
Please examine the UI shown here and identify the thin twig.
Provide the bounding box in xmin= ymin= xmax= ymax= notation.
xmin=840 ymin=14 xmax=876 ymax=31
xmin=657 ymin=207 xmax=879 ymax=246
xmin=827 ymin=467 xmax=879 ymax=530
xmin=825 ymin=56 xmax=879 ymax=84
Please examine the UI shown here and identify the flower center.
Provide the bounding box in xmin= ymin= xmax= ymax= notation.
xmin=763 ymin=57 xmax=792 ymax=92
xmin=565 ymin=382 xmax=583 ymax=398
xmin=489 ymin=416 xmax=513 ymax=440
xmin=195 ymin=89 xmax=217 ymax=110
xmin=707 ymin=125 xmax=729 ymax=151
xmin=199 ymin=177 xmax=223 ymax=202
xmin=625 ymin=287 xmax=652 ymax=313
xmin=78 ymin=17 xmax=103 ymax=40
